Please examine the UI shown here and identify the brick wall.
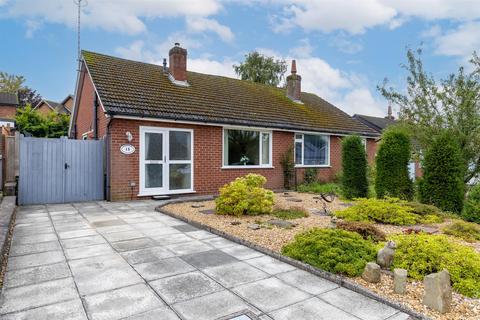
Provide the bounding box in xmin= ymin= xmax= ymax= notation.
xmin=35 ymin=103 xmax=52 ymax=116
xmin=0 ymin=105 xmax=16 ymax=119
xmin=107 ymin=118 xmax=378 ymax=201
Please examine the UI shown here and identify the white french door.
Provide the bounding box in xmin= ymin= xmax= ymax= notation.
xmin=139 ymin=126 xmax=193 ymax=196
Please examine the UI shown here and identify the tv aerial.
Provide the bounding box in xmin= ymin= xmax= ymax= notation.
xmin=73 ymin=0 xmax=88 ymax=63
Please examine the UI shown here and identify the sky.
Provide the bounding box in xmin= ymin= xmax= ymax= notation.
xmin=0 ymin=0 xmax=479 ymax=117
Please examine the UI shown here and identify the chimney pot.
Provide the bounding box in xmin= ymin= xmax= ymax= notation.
xmin=169 ymin=43 xmax=187 ymax=82
xmin=286 ymin=60 xmax=301 ymax=102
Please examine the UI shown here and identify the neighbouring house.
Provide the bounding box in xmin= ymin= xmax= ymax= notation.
xmin=0 ymin=92 xmax=18 ymax=127
xmin=70 ymin=43 xmax=380 ymax=201
xmin=34 ymin=95 xmax=73 ymax=115
xmin=353 ymin=107 xmax=421 ymax=179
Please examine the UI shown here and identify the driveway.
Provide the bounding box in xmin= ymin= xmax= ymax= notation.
xmin=0 ymin=201 xmax=410 ymax=320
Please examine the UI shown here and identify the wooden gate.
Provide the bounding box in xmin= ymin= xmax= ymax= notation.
xmin=18 ymin=136 xmax=105 ymax=205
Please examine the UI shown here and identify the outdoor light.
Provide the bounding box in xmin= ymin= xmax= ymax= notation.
xmin=126 ymin=131 xmax=133 ymax=142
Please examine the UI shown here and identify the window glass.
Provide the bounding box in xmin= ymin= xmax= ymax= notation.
xmin=261 ymin=132 xmax=270 ymax=165
xmin=225 ymin=129 xmax=260 ymax=166
xmin=169 ymin=131 xmax=191 ymax=160
xmin=145 ymin=132 xmax=163 ymax=160
xmin=303 ymin=134 xmax=328 ymax=165
xmin=145 ymin=164 xmax=163 ymax=188
xmin=170 ymin=164 xmax=191 ymax=190
xmin=295 ymin=141 xmax=302 ymax=164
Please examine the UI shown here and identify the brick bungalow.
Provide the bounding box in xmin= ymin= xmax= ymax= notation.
xmin=69 ymin=43 xmax=379 ymax=201
xmin=34 ymin=95 xmax=73 ymax=116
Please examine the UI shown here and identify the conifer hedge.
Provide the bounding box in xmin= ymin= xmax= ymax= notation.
xmin=341 ymin=135 xmax=368 ymax=199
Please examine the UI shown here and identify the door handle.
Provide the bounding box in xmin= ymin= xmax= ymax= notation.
xmin=65 ymin=163 xmax=70 ymax=170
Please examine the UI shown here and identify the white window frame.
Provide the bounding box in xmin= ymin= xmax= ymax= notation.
xmin=294 ymin=133 xmax=330 ymax=168
xmin=222 ymin=127 xmax=273 ymax=169
xmin=139 ymin=126 xmax=194 ymax=196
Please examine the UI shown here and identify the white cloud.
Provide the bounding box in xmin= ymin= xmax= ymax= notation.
xmin=434 ymin=22 xmax=480 ymax=59
xmin=24 ymin=19 xmax=42 ymax=38
xmin=337 ymin=88 xmax=387 ymax=116
xmin=289 ymin=38 xmax=313 ymax=58
xmin=330 ymin=34 xmax=363 ymax=54
xmin=188 ymin=58 xmax=238 ymax=78
xmin=186 ymin=17 xmax=234 ymax=42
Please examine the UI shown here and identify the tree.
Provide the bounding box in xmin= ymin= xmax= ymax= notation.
xmin=375 ymin=126 xmax=413 ymax=200
xmin=233 ymin=51 xmax=287 ymax=86
xmin=379 ymin=48 xmax=480 ymax=184
xmin=15 ymin=105 xmax=70 ymax=138
xmin=0 ymin=71 xmax=42 ymax=107
xmin=18 ymin=87 xmax=42 ymax=108
xmin=341 ymin=135 xmax=368 ymax=199
xmin=420 ymin=131 xmax=465 ymax=214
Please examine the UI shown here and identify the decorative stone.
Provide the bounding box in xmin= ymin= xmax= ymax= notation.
xmin=377 ymin=240 xmax=396 ymax=269
xmin=329 ymin=216 xmax=337 ymax=228
xmin=248 ymin=224 xmax=261 ymax=230
xmin=191 ymin=204 xmax=205 ymax=208
xmin=266 ymin=219 xmax=296 ymax=229
xmin=408 ymin=226 xmax=439 ymax=234
xmin=423 ymin=270 xmax=452 ymax=314
xmin=231 ymin=221 xmax=241 ymax=226
xmin=287 ymin=198 xmax=303 ymax=202
xmin=393 ymin=268 xmax=408 ymax=294
xmin=199 ymin=209 xmax=215 ymax=215
xmin=361 ymin=262 xmax=381 ymax=283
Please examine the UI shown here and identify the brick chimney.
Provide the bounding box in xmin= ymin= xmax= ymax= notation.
xmin=386 ymin=103 xmax=395 ymax=120
xmin=286 ymin=60 xmax=301 ymax=102
xmin=169 ymin=43 xmax=187 ymax=82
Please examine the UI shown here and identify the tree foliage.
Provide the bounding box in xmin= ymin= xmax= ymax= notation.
xmin=375 ymin=126 xmax=413 ymax=200
xmin=341 ymin=135 xmax=368 ymax=199
xmin=463 ymin=184 xmax=480 ymax=223
xmin=419 ymin=131 xmax=465 ymax=214
xmin=0 ymin=71 xmax=42 ymax=107
xmin=15 ymin=105 xmax=70 ymax=138
xmin=233 ymin=51 xmax=287 ymax=86
xmin=379 ymin=49 xmax=480 ymax=183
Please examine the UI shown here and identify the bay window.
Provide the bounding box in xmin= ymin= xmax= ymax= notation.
xmin=223 ymin=128 xmax=272 ymax=167
xmin=295 ymin=133 xmax=330 ymax=166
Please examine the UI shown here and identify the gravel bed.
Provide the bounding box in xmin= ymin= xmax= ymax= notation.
xmin=163 ymin=192 xmax=480 ymax=319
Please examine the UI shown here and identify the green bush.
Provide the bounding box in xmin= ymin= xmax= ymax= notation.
xmin=341 ymin=136 xmax=369 ymax=199
xmin=282 ymin=228 xmax=376 ymax=277
xmin=271 ymin=207 xmax=309 ymax=220
xmin=442 ymin=220 xmax=480 ymax=242
xmin=296 ymin=182 xmax=341 ymax=195
xmin=375 ymin=126 xmax=413 ymax=200
xmin=336 ymin=220 xmax=386 ymax=242
xmin=303 ymin=168 xmax=318 ymax=184
xmin=215 ymin=174 xmax=274 ymax=216
xmin=404 ymin=201 xmax=442 ymax=216
xmin=419 ymin=132 xmax=465 ymax=214
xmin=463 ymin=184 xmax=480 ymax=223
xmin=334 ymin=198 xmax=442 ymax=225
xmin=390 ymin=234 xmax=480 ymax=298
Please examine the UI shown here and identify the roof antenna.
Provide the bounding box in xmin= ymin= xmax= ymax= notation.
xmin=163 ymin=58 xmax=167 ymax=73
xmin=74 ymin=0 xmax=88 ymax=65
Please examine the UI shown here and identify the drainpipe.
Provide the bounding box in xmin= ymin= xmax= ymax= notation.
xmin=105 ymin=116 xmax=113 ymax=201
xmin=93 ymin=95 xmax=99 ymax=140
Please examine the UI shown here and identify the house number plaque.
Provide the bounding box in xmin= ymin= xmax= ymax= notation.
xmin=120 ymin=144 xmax=135 ymax=155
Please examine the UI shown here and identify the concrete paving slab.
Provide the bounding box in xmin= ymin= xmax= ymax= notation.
xmin=150 ymin=271 xmax=223 ymax=304
xmin=61 ymin=235 xmax=107 ymax=249
xmin=275 ymin=269 xmax=339 ymax=295
xmin=94 ymin=225 xmax=135 ymax=234
xmin=102 ymin=230 xmax=145 ymax=242
xmin=110 ymin=237 xmax=158 ymax=252
xmin=129 ymin=222 xmax=166 ymax=231
xmin=186 ymin=230 xmax=218 ymax=240
xmin=386 ymin=312 xmax=411 ymax=320
xmin=233 ymin=277 xmax=311 ymax=312
xmin=0 ymin=298 xmax=87 ymax=320
xmin=123 ymin=306 xmax=180 ymax=320
xmin=121 ymin=246 xmax=175 ymax=265
xmin=151 ymin=233 xmax=193 ymax=246
xmin=202 ymin=236 xmax=237 ymax=249
xmin=220 ymin=245 xmax=265 ymax=260
xmin=269 ymin=297 xmax=358 ymax=320
xmin=165 ymin=240 xmax=213 ymax=255
xmin=245 ymin=256 xmax=296 ymax=275
xmin=139 ymin=227 xmax=181 ymax=238
xmin=203 ymin=261 xmax=269 ymax=288
xmin=181 ymin=249 xmax=238 ymax=269
xmin=133 ymin=257 xmax=195 ymax=281
xmin=9 ymin=240 xmax=61 ymax=256
xmin=172 ymin=224 xmax=200 ymax=233
xmin=7 ymin=250 xmax=65 ymax=271
xmin=172 ymin=290 xmax=258 ymax=320
xmin=4 ymin=262 xmax=71 ymax=288
xmin=319 ymin=287 xmax=399 ymax=320
xmin=0 ymin=277 xmax=79 ymax=314
xmin=90 ymin=219 xmax=126 ymax=228
xmin=68 ymin=254 xmax=142 ymax=295
xmin=83 ymin=284 xmax=164 ymax=320
xmin=58 ymin=229 xmax=98 ymax=240
xmin=12 ymin=233 xmax=57 ymax=245
xmin=13 ymin=225 xmax=54 ymax=236
xmin=65 ymin=244 xmax=115 ymax=260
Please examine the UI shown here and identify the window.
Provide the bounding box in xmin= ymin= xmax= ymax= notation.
xmin=223 ymin=129 xmax=271 ymax=167
xmin=294 ymin=133 xmax=329 ymax=166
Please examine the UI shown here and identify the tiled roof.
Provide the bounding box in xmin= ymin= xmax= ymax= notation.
xmin=0 ymin=92 xmax=18 ymax=106
xmin=353 ymin=114 xmax=397 ymax=133
xmin=83 ymin=51 xmax=379 ymax=137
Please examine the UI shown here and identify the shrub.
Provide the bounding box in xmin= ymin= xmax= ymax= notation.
xmin=303 ymin=167 xmax=318 ymax=184
xmin=463 ymin=184 xmax=480 ymax=223
xmin=375 ymin=126 xmax=413 ymax=200
xmin=282 ymin=228 xmax=376 ymax=277
xmin=404 ymin=201 xmax=442 ymax=216
xmin=341 ymin=135 xmax=369 ymax=199
xmin=442 ymin=220 xmax=480 ymax=242
xmin=215 ymin=174 xmax=274 ymax=216
xmin=271 ymin=207 xmax=309 ymax=220
xmin=419 ymin=132 xmax=465 ymax=214
xmin=296 ymin=182 xmax=341 ymax=195
xmin=390 ymin=234 xmax=480 ymax=298
xmin=336 ymin=220 xmax=386 ymax=242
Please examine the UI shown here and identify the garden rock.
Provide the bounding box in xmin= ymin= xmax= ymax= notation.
xmin=393 ymin=268 xmax=408 ymax=294
xmin=199 ymin=209 xmax=215 ymax=215
xmin=287 ymin=198 xmax=303 ymax=203
xmin=377 ymin=240 xmax=396 ymax=269
xmin=248 ymin=224 xmax=261 ymax=230
xmin=362 ymin=262 xmax=381 ymax=283
xmin=191 ymin=204 xmax=205 ymax=208
xmin=231 ymin=221 xmax=241 ymax=226
xmin=423 ymin=270 xmax=452 ymax=314
xmin=266 ymin=219 xmax=296 ymax=229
